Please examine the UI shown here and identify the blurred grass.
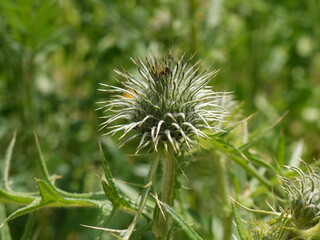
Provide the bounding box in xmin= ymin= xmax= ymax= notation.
xmin=0 ymin=0 xmax=319 ymax=239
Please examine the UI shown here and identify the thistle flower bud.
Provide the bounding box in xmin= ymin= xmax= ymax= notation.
xmin=282 ymin=165 xmax=320 ymax=232
xmin=246 ymin=164 xmax=320 ymax=239
xmin=98 ymin=54 xmax=229 ymax=153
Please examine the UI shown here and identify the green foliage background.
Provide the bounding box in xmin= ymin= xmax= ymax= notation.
xmin=0 ymin=0 xmax=319 ymax=239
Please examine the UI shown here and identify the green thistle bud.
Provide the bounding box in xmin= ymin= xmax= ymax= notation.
xmin=281 ymin=165 xmax=320 ymax=237
xmin=98 ymin=54 xmax=229 ymax=153
xmin=243 ymin=164 xmax=320 ymax=240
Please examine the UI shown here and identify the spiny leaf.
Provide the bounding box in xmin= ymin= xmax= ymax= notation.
xmin=160 ymin=202 xmax=203 ymax=240
xmin=99 ymin=139 xmax=123 ymax=203
xmin=101 ymin=180 xmax=121 ymax=207
xmin=0 ymin=179 xmax=113 ymax=228
xmin=1 ymin=135 xmax=114 ymax=227
xmin=36 ymin=179 xmax=108 ymax=207
xmin=101 ymin=180 xmax=133 ymax=211
xmin=37 ymin=179 xmax=63 ymax=204
xmin=99 ymin=139 xmax=135 ymax=212
xmin=0 ymin=184 xmax=107 ymax=206
xmin=0 ymin=189 xmax=36 ymax=205
xmin=0 ymin=200 xmax=42 ymax=229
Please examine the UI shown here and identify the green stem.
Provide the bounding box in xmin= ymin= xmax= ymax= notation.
xmin=3 ymin=132 xmax=16 ymax=191
xmin=188 ymin=0 xmax=200 ymax=53
xmin=153 ymin=151 xmax=177 ymax=240
xmin=162 ymin=151 xmax=176 ymax=209
xmin=215 ymin=155 xmax=232 ymax=240
xmin=222 ymin=215 xmax=233 ymax=240
xmin=22 ymin=52 xmax=37 ymax=128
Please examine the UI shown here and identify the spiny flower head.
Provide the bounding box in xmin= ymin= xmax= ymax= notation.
xmin=281 ymin=165 xmax=320 ymax=229
xmin=243 ymin=164 xmax=320 ymax=240
xmin=98 ymin=54 xmax=229 ymax=153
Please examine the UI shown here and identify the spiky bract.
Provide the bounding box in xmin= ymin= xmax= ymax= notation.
xmin=98 ymin=54 xmax=228 ymax=153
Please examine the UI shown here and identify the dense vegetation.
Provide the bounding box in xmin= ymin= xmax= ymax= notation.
xmin=0 ymin=0 xmax=319 ymax=239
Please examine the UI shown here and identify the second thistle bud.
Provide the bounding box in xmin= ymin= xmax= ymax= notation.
xmin=246 ymin=165 xmax=320 ymax=239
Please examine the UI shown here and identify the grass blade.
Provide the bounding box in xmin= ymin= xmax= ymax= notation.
xmin=289 ymin=139 xmax=304 ymax=167
xmin=276 ymin=131 xmax=285 ymax=167
xmin=3 ymin=132 xmax=16 ymax=191
xmin=239 ymin=112 xmax=287 ymax=151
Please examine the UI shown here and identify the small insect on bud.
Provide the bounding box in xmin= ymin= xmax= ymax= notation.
xmin=98 ymin=54 xmax=230 ymax=153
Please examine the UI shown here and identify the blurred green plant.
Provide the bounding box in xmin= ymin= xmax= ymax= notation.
xmin=0 ymin=0 xmax=319 ymax=239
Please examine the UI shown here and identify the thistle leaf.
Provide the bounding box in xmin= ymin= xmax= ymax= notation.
xmin=210 ymin=138 xmax=273 ymax=189
xmin=0 ymin=199 xmax=42 ymax=229
xmin=0 ymin=136 xmax=113 ymax=228
xmin=0 ymin=179 xmax=112 ymax=228
xmin=0 ymin=189 xmax=36 ymax=205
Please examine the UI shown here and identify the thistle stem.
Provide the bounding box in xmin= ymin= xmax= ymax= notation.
xmin=162 ymin=151 xmax=177 ymax=208
xmin=215 ymin=155 xmax=232 ymax=240
xmin=153 ymin=151 xmax=177 ymax=240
